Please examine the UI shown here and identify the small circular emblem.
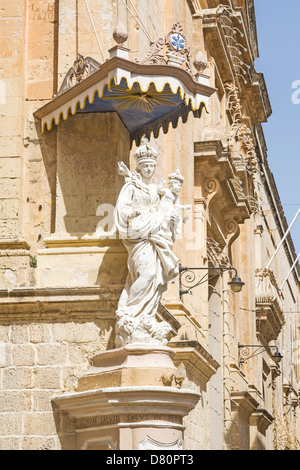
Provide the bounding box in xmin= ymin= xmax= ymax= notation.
xmin=171 ymin=33 xmax=185 ymax=51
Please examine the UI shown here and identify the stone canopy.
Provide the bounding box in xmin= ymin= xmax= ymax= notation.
xmin=34 ymin=37 xmax=216 ymax=146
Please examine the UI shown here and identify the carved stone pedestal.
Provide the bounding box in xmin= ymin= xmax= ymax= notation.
xmin=53 ymin=345 xmax=200 ymax=450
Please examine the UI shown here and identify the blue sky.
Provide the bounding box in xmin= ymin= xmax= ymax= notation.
xmin=254 ymin=0 xmax=300 ymax=258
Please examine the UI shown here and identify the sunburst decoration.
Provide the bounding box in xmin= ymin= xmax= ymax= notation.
xmin=102 ymin=82 xmax=178 ymax=113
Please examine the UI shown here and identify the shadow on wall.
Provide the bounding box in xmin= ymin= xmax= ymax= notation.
xmin=37 ymin=112 xmax=130 ymax=237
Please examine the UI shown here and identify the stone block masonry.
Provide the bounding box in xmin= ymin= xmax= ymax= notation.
xmin=0 ymin=318 xmax=113 ymax=450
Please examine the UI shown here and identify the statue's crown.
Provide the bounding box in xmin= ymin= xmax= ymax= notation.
xmin=168 ymin=169 xmax=184 ymax=183
xmin=134 ymin=136 xmax=158 ymax=164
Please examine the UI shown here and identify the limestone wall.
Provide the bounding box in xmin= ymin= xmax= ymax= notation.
xmin=0 ymin=0 xmax=299 ymax=451
xmin=0 ymin=317 xmax=114 ymax=450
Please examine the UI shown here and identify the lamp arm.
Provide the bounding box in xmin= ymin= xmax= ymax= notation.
xmin=238 ymin=343 xmax=280 ymax=366
xmin=179 ymin=264 xmax=238 ymax=277
xmin=179 ymin=264 xmax=239 ymax=296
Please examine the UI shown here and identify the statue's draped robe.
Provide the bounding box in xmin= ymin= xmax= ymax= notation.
xmin=115 ymin=175 xmax=179 ymax=319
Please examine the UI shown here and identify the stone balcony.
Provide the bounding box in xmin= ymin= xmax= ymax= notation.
xmin=255 ymin=269 xmax=285 ymax=343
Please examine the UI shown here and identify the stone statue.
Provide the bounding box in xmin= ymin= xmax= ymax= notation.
xmin=157 ymin=170 xmax=191 ymax=241
xmin=114 ymin=137 xmax=186 ymax=347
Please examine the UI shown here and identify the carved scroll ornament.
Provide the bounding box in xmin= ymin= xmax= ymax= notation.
xmin=55 ymin=54 xmax=101 ymax=98
xmin=136 ymin=22 xmax=195 ymax=75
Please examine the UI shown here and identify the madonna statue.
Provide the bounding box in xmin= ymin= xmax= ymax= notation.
xmin=114 ymin=137 xmax=184 ymax=347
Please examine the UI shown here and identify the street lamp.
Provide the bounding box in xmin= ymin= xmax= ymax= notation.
xmin=238 ymin=343 xmax=283 ymax=367
xmin=179 ymin=263 xmax=245 ymax=297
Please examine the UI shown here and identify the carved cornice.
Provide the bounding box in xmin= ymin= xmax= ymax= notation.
xmin=0 ymin=285 xmax=119 ymax=321
xmin=250 ymin=408 xmax=274 ymax=435
xmin=194 ymin=139 xmax=252 ymax=225
xmin=243 ymin=0 xmax=259 ymax=60
xmin=246 ymin=71 xmax=272 ymax=121
xmin=226 ymin=177 xmax=251 ymax=219
xmin=0 ymin=286 xmax=180 ymax=337
xmin=0 ymin=238 xmax=30 ymax=251
xmin=53 ymin=385 xmax=201 ymax=423
xmin=194 ymin=139 xmax=231 ymax=165
xmin=158 ymin=304 xmax=182 ymax=337
xmin=169 ymin=340 xmax=220 ymax=384
xmin=198 ymin=7 xmax=271 ymax=123
xmin=199 ymin=6 xmax=253 ymax=85
xmin=231 ymin=390 xmax=259 ymax=416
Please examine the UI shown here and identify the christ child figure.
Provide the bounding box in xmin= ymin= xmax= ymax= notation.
xmin=157 ymin=169 xmax=191 ymax=240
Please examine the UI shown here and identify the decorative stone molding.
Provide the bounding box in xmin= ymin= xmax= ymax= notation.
xmin=186 ymin=0 xmax=202 ymax=14
xmin=207 ymin=237 xmax=230 ymax=268
xmin=136 ymin=36 xmax=166 ymax=66
xmin=224 ymin=82 xmax=258 ymax=174
xmin=139 ymin=436 xmax=182 ymax=450
xmin=56 ymin=54 xmax=101 ymax=97
xmin=231 ymin=390 xmax=259 ymax=423
xmin=227 ymin=177 xmax=251 ymax=219
xmin=0 ymin=238 xmax=30 ymax=250
xmin=0 ymin=285 xmax=119 ymax=322
xmin=230 ymin=390 xmax=259 ymax=450
xmin=216 ymin=5 xmax=251 ymax=85
xmin=225 ymin=219 xmax=240 ymax=239
xmin=52 ymin=384 xmax=200 ymax=450
xmin=199 ymin=6 xmax=271 ymax=122
xmin=169 ymin=340 xmax=220 ymax=384
xmin=224 ymin=219 xmax=241 ymax=260
xmin=203 ymin=177 xmax=220 ymax=208
xmin=250 ymin=408 xmax=274 ymax=435
xmin=136 ymin=22 xmax=196 ymax=76
xmin=255 ymin=268 xmax=285 ymax=342
xmin=199 ymin=6 xmax=252 ymax=85
xmin=0 ymin=286 xmax=180 ymax=340
xmin=194 ymin=140 xmax=252 ymax=227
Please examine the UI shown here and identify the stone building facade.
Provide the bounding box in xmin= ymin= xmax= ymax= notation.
xmin=0 ymin=0 xmax=299 ymax=450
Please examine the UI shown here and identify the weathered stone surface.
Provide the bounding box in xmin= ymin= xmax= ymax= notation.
xmin=0 ymin=0 xmax=299 ymax=452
